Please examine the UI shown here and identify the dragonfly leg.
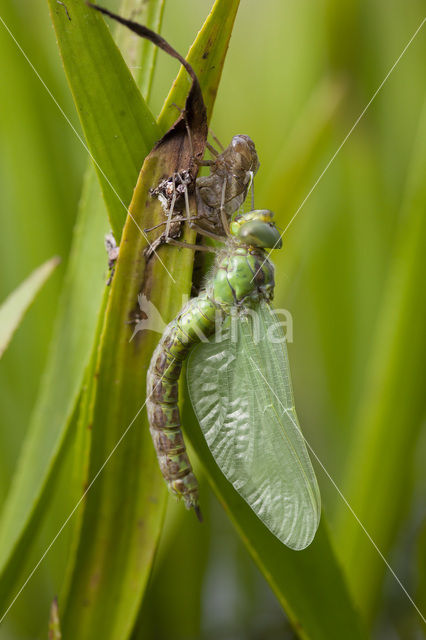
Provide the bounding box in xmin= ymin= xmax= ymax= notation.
xmin=248 ymin=170 xmax=255 ymax=209
xmin=170 ymin=103 xmax=220 ymax=161
xmin=170 ymin=102 xmax=195 ymax=159
xmin=164 ymin=174 xmax=178 ymax=240
xmin=196 ymin=159 xmax=214 ymax=167
xmin=165 ymin=237 xmax=217 ymax=253
xmin=144 ymin=216 xmax=200 ymax=233
xmin=182 ymin=182 xmax=223 ymax=242
xmin=208 ymin=127 xmax=225 ymax=152
xmin=206 ymin=140 xmax=220 ymax=157
xmin=192 ymin=225 xmax=224 ymax=242
xmin=219 ymin=176 xmax=231 ymax=236
xmin=105 ymin=232 xmax=119 ymax=285
xmin=170 ymin=102 xmax=223 ymax=158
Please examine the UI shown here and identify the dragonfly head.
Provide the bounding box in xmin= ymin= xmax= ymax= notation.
xmin=230 ymin=210 xmax=282 ymax=249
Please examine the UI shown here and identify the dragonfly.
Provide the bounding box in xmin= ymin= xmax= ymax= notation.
xmin=146 ymin=209 xmax=321 ymax=549
xmin=145 ymin=133 xmax=260 ymax=257
xmin=90 ymin=3 xmax=320 ymax=549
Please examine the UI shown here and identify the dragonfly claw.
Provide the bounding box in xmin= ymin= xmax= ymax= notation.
xmin=194 ymin=505 xmax=203 ymax=523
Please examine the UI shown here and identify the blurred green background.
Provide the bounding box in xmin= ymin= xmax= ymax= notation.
xmin=0 ymin=0 xmax=425 ymax=638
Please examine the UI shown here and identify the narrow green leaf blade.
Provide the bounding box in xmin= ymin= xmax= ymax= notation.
xmin=48 ymin=0 xmax=161 ymax=240
xmin=0 ymin=256 xmax=59 ymax=359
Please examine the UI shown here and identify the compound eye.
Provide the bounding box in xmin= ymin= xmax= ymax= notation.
xmin=238 ymin=220 xmax=282 ymax=249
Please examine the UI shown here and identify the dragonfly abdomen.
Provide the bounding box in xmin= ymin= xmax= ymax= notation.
xmin=146 ymin=296 xmax=217 ymax=511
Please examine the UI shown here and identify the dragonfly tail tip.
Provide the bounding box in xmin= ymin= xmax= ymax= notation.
xmin=194 ymin=504 xmax=203 ymax=523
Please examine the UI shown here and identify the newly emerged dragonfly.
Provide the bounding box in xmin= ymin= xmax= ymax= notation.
xmin=147 ymin=209 xmax=321 ymax=549
xmin=90 ymin=3 xmax=320 ymax=549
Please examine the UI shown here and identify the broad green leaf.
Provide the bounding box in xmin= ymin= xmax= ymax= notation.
xmin=61 ymin=1 xmax=240 ymax=638
xmin=335 ymin=98 xmax=426 ymax=622
xmin=61 ymin=156 xmax=169 ymax=640
xmin=0 ymin=2 xmax=77 ymax=515
xmin=48 ymin=0 xmax=161 ymax=240
xmin=0 ymin=257 xmax=59 ymax=360
xmin=132 ymin=490 xmax=211 ymax=640
xmin=182 ymin=390 xmax=366 ymax=639
xmin=59 ymin=0 xmax=168 ymax=611
xmin=0 ymin=169 xmax=109 ymax=615
xmin=0 ymin=0 xmax=163 ymax=618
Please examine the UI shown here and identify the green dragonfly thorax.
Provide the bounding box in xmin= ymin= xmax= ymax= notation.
xmin=208 ymin=244 xmax=275 ymax=309
xmin=208 ymin=209 xmax=282 ymax=309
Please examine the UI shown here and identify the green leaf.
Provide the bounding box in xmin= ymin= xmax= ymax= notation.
xmin=335 ymin=97 xmax=426 ymax=622
xmin=0 ymin=0 xmax=164 ymax=618
xmin=0 ymin=169 xmax=109 ymax=615
xmin=0 ymin=2 xmax=78 ymax=512
xmin=61 ymin=157 xmax=168 ymax=640
xmin=59 ymin=0 xmax=168 ymax=611
xmin=0 ymin=256 xmax=59 ymax=360
xmin=48 ymin=0 xmax=161 ymax=240
xmin=58 ymin=279 xmax=110 ymax=607
xmin=61 ymin=1 xmax=240 ymax=638
xmin=417 ymin=520 xmax=426 ymax=621
xmin=132 ymin=493 xmax=211 ymax=639
xmin=115 ymin=0 xmax=166 ymax=103
xmin=158 ymin=0 xmax=240 ymax=129
xmin=182 ymin=390 xmax=367 ymax=640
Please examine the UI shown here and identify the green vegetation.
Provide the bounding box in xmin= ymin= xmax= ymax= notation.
xmin=0 ymin=0 xmax=424 ymax=638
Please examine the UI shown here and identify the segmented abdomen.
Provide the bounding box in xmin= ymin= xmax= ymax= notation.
xmin=146 ymin=295 xmax=217 ymax=511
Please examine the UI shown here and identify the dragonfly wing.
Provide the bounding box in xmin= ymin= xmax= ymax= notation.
xmin=187 ymin=301 xmax=320 ymax=549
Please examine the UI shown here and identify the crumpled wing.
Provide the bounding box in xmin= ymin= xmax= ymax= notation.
xmin=187 ymin=300 xmax=320 ymax=549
